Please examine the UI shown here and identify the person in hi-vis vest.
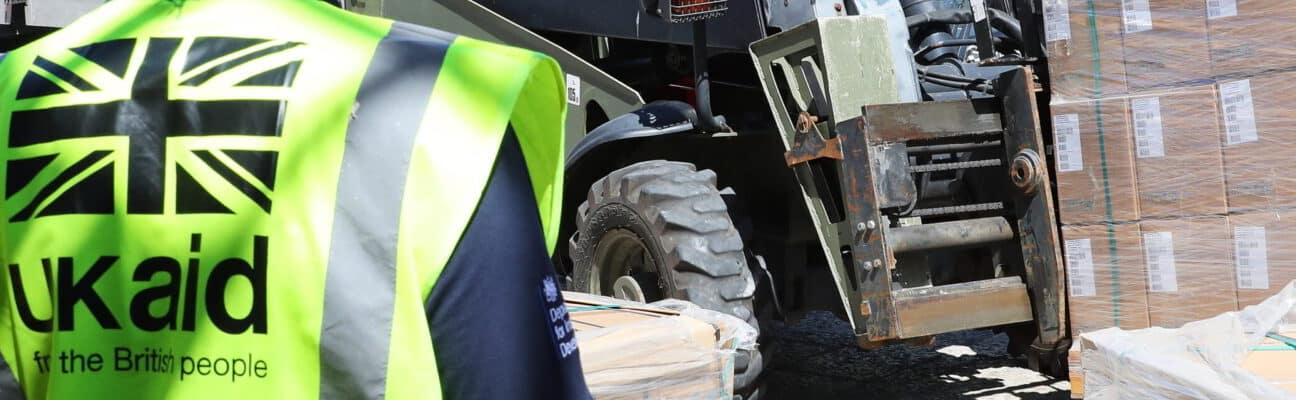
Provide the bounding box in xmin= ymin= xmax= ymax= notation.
xmin=0 ymin=0 xmax=590 ymax=398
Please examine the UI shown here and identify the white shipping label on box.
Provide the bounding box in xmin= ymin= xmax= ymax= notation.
xmin=565 ymin=74 xmax=581 ymax=106
xmin=1207 ymin=0 xmax=1237 ymax=19
xmin=1220 ymin=80 xmax=1258 ymax=145
xmin=1053 ymin=114 xmax=1083 ymax=172
xmin=1144 ymin=231 xmax=1179 ymax=293
xmin=1044 ymin=0 xmax=1072 ymax=42
xmin=1234 ymin=226 xmax=1270 ymax=290
xmin=1122 ymin=0 xmax=1153 ymax=34
xmin=1065 ymin=239 xmax=1098 ymax=297
xmin=1132 ymin=97 xmax=1165 ymax=158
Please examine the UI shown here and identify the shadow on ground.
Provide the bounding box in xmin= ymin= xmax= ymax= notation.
xmin=763 ymin=312 xmax=1070 ymax=400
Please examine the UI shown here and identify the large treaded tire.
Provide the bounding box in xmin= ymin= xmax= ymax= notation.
xmin=571 ymin=160 xmax=764 ymax=398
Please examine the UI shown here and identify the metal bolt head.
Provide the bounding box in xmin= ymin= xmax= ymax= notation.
xmin=796 ymin=112 xmax=819 ymax=134
xmin=856 ymin=222 xmax=867 ymax=233
xmin=866 ymin=220 xmax=877 ymax=230
xmin=872 ymin=259 xmax=883 ymax=269
xmin=1010 ymin=149 xmax=1043 ymax=193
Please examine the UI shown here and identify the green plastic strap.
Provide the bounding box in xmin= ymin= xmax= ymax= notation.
xmin=1248 ymin=334 xmax=1296 ymax=351
xmin=1266 ymin=333 xmax=1296 ymax=348
xmin=1081 ymin=0 xmax=1121 ymax=328
xmin=1250 ymin=346 xmax=1296 ymax=351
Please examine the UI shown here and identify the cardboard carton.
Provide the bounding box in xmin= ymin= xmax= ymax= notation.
xmin=1218 ymin=73 xmax=1296 ymax=212
xmin=1140 ymin=216 xmax=1237 ymax=328
xmin=565 ymin=292 xmax=731 ymax=399
xmin=1046 ymin=0 xmax=1129 ymax=100
xmin=1208 ymin=0 xmax=1296 ymax=77
xmin=1062 ymin=223 xmax=1151 ymax=337
xmin=1228 ymin=212 xmax=1296 ymax=308
xmin=1053 ymin=99 xmax=1139 ymax=224
xmin=1068 ymin=344 xmax=1085 ymax=399
xmin=1131 ymin=87 xmax=1227 ymax=218
xmin=1122 ymin=0 xmax=1212 ymax=91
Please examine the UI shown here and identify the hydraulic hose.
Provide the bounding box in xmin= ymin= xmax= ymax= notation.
xmin=917 ymin=67 xmax=994 ymax=93
xmin=905 ymin=8 xmax=1023 ymax=44
xmin=914 ymin=37 xmax=1003 ymax=59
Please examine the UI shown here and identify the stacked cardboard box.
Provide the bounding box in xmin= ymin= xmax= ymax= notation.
xmin=1121 ymin=0 xmax=1212 ymax=90
xmin=1049 ymin=82 xmax=1235 ymax=384
xmin=1044 ymin=0 xmax=1296 ymax=396
xmin=1139 ymin=216 xmax=1236 ymax=327
xmin=1208 ymin=1 xmax=1296 ymax=77
xmin=1228 ymin=212 xmax=1296 ymax=308
xmin=1045 ymin=0 xmax=1128 ymax=100
xmin=1219 ymin=73 xmax=1296 ymax=212
xmin=1051 ymin=100 xmax=1139 ymax=224
xmin=1130 ymin=87 xmax=1227 ymax=218
xmin=1061 ymin=224 xmax=1150 ymax=336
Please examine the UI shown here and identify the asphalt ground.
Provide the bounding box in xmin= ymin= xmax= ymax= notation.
xmin=762 ymin=312 xmax=1071 ymax=400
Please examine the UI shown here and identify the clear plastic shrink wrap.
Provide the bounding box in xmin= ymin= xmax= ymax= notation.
xmin=563 ymin=292 xmax=758 ymax=399
xmin=1080 ymin=282 xmax=1296 ymax=399
xmin=1045 ymin=1 xmax=1296 ymax=396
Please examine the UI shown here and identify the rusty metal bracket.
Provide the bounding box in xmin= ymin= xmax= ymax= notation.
xmin=784 ymin=112 xmax=843 ymax=167
xmin=998 ymin=67 xmax=1068 ymax=360
xmin=837 ymin=116 xmax=900 ymax=342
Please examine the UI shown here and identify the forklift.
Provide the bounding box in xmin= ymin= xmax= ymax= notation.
xmin=356 ymin=1 xmax=1067 ymax=397
xmin=6 ymin=1 xmax=1070 ymax=398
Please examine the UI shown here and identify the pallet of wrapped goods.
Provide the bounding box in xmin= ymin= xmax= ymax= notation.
xmin=564 ymin=292 xmax=750 ymax=400
xmin=1207 ymin=0 xmax=1296 ymax=77
xmin=1217 ymin=73 xmax=1296 ymax=212
xmin=1121 ymin=0 xmax=1213 ymax=91
xmin=1077 ymin=283 xmax=1296 ymax=398
xmin=1051 ymin=99 xmax=1139 ymax=225
xmin=1043 ymin=0 xmax=1129 ymax=100
xmin=1129 ymin=86 xmax=1228 ymax=218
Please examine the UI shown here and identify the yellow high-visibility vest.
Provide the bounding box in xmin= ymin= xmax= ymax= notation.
xmin=0 ymin=0 xmax=567 ymax=397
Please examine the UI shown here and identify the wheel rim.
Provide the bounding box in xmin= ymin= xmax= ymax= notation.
xmin=590 ymin=229 xmax=662 ymax=302
xmin=612 ymin=276 xmax=647 ymax=303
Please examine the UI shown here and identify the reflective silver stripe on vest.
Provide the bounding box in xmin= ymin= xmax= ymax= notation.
xmin=318 ymin=23 xmax=455 ymax=399
xmin=0 ymin=351 xmax=24 ymax=400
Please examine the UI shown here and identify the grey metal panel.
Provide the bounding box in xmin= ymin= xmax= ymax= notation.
xmin=474 ymin=0 xmax=767 ymax=51
xmin=318 ymin=23 xmax=449 ymax=399
xmin=355 ymin=0 xmax=645 ymax=152
xmin=748 ymin=17 xmax=904 ymax=333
